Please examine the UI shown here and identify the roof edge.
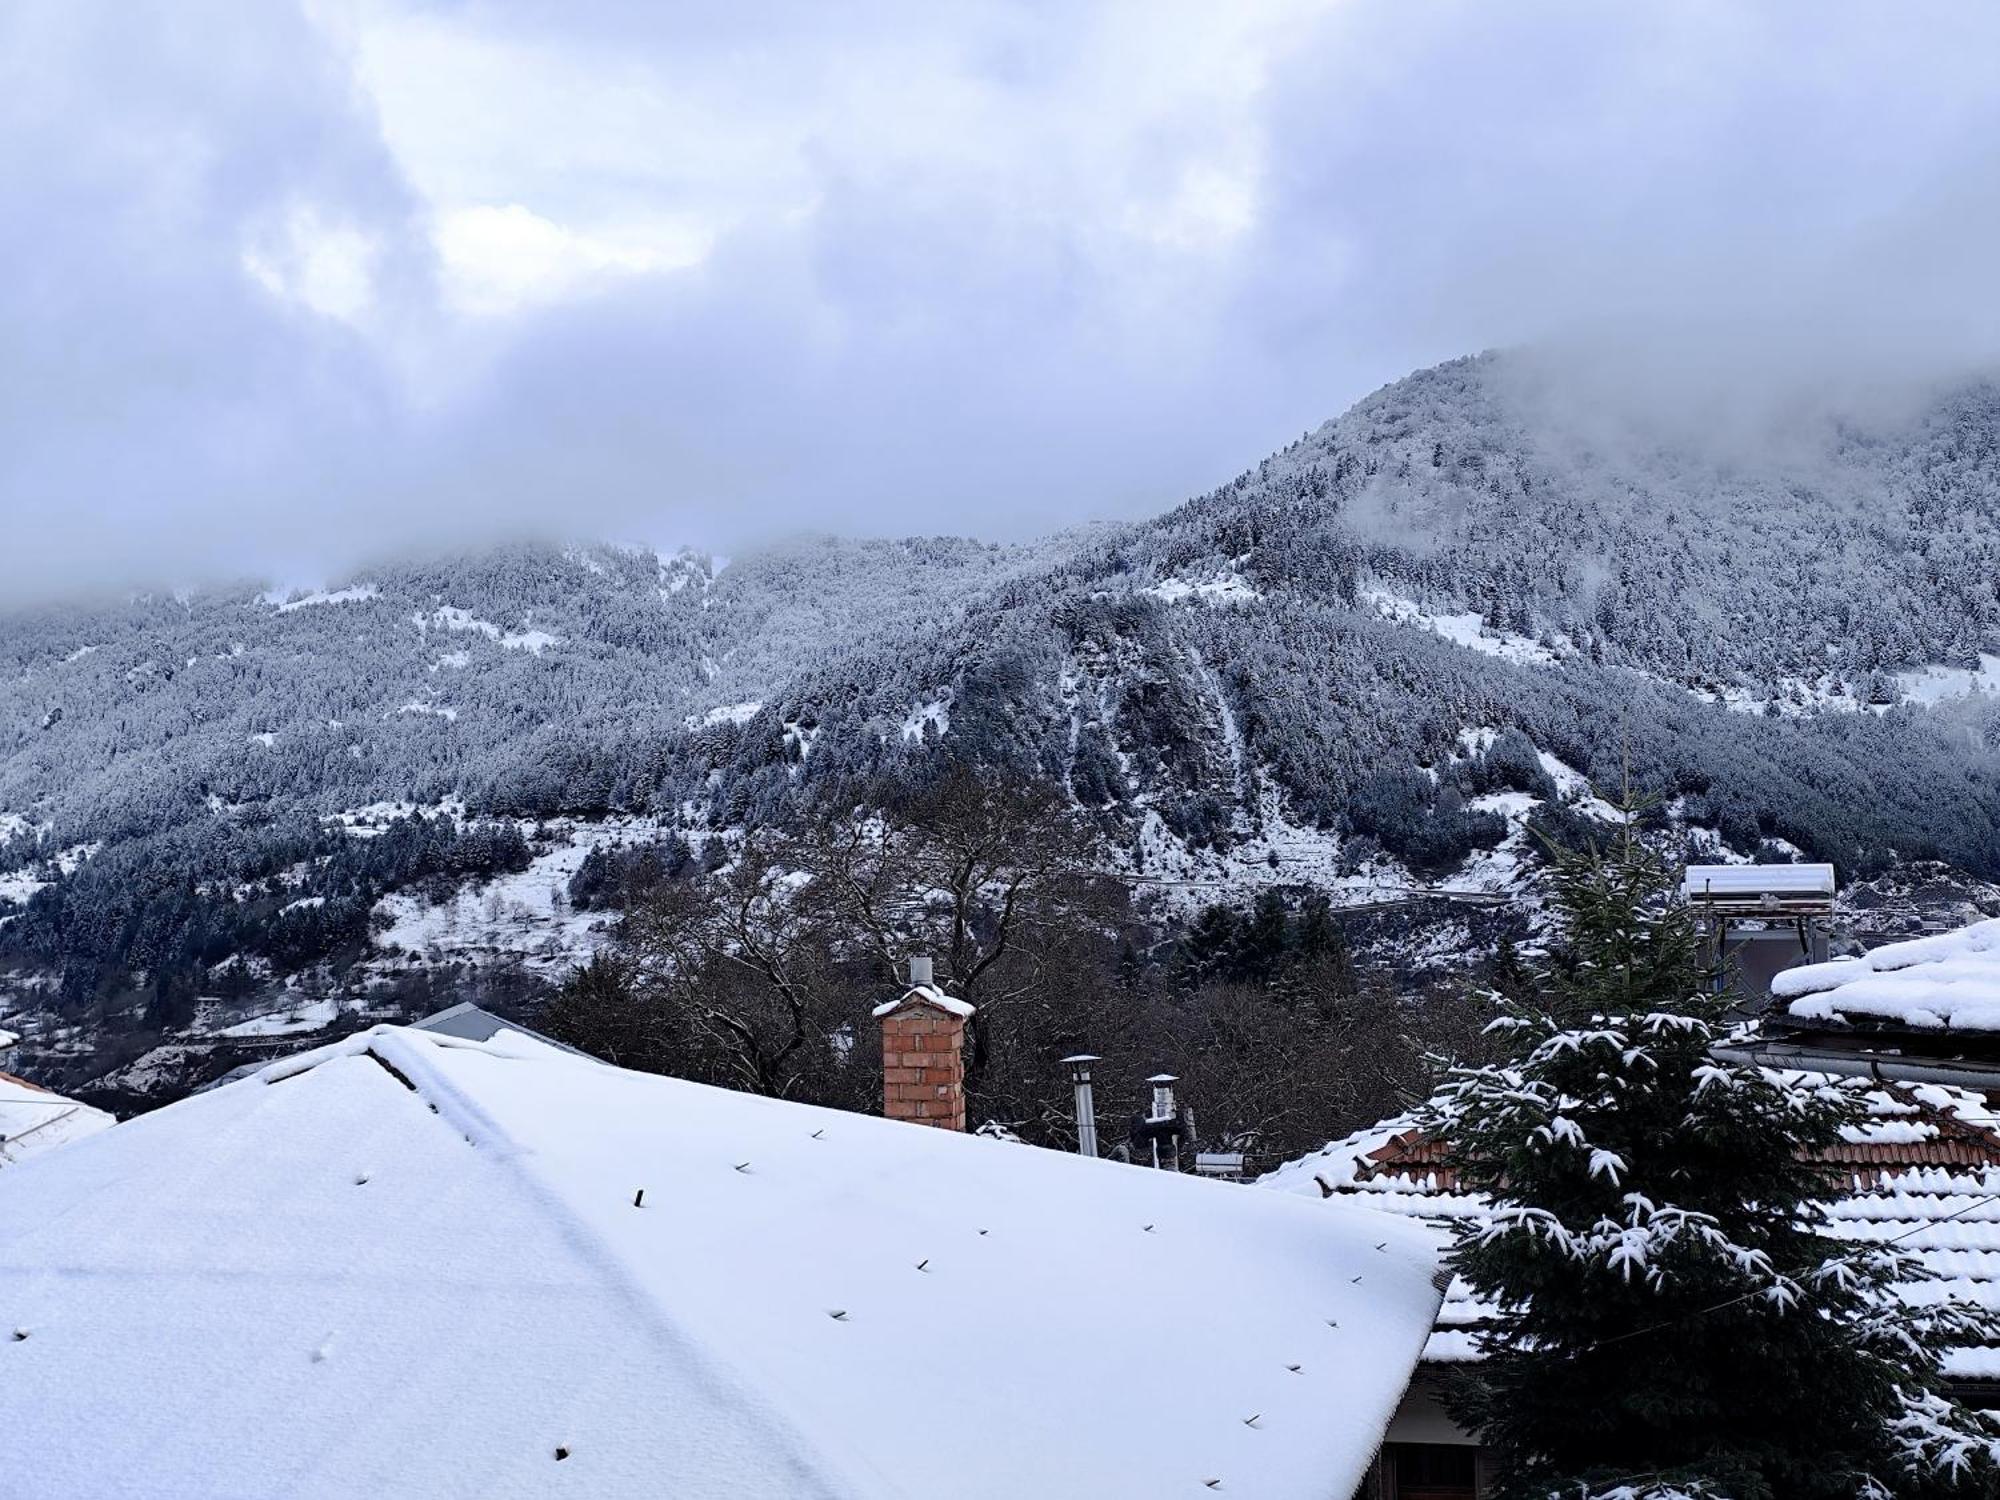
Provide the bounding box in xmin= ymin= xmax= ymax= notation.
xmin=255 ymin=1026 xmax=900 ymax=1500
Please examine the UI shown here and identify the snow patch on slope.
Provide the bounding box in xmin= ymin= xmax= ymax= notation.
xmin=415 ymin=607 xmax=560 ymax=654
xmin=368 ymin=819 xmax=660 ymax=974
xmin=269 ymin=585 xmax=378 ymax=613
xmin=1360 ymin=587 xmax=1565 ymax=666
xmin=1900 ymin=655 xmax=2000 ymax=706
xmin=900 ymin=696 xmax=951 ymax=742
xmin=1149 ymin=573 xmax=1261 ymax=606
xmin=688 ymin=701 xmax=762 ymax=729
xmin=215 ymin=996 xmax=346 ymax=1038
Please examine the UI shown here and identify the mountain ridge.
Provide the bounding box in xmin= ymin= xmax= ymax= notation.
xmin=8 ymin=348 xmax=2000 ymax=1089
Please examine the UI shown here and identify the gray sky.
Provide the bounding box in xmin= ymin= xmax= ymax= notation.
xmin=7 ymin=0 xmax=2000 ymax=602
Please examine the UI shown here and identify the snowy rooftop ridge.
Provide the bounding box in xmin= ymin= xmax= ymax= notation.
xmin=2 ymin=1025 xmax=1442 ymax=1500
xmin=1776 ymin=916 xmax=2000 ymax=1032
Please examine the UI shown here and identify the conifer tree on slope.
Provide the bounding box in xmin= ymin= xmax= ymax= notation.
xmin=1424 ymin=822 xmax=2000 ymax=1499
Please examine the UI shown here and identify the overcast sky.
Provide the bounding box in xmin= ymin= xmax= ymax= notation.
xmin=7 ymin=1 xmax=2000 ymax=601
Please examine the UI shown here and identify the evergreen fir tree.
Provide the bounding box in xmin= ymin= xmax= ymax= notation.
xmin=1242 ymin=888 xmax=1291 ymax=979
xmin=1294 ymin=891 xmax=1338 ymax=962
xmin=1424 ymin=821 xmax=2000 ymax=1500
xmin=1180 ymin=903 xmax=1240 ymax=985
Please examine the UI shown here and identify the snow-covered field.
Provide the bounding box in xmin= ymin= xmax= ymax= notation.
xmin=214 ymin=996 xmax=347 ymax=1039
xmin=368 ymin=816 xmax=675 ymax=975
xmin=1899 ymin=654 xmax=2000 ymax=706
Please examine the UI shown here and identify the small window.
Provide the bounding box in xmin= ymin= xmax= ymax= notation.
xmin=1388 ymin=1441 xmax=1476 ymax=1500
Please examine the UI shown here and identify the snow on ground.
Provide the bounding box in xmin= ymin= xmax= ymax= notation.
xmin=1149 ymin=572 xmax=1261 ymax=606
xmin=900 ymin=696 xmax=951 ymax=742
xmin=395 ymin=701 xmax=459 ymax=722
xmin=214 ymin=996 xmax=346 ymax=1039
xmin=415 ymin=606 xmax=560 ymax=654
xmin=1689 ymin=673 xmax=1871 ymax=717
xmin=1535 ymin=750 xmax=1627 ymax=821
xmin=431 ymin=649 xmax=471 ymax=670
xmin=369 ymin=819 xmax=653 ymax=974
xmin=500 ymin=627 xmax=560 ymax=653
xmin=687 ymin=701 xmax=762 ymax=729
xmin=329 ymin=800 xmax=464 ymax=838
xmin=0 ymin=1025 xmax=1442 ymax=1500
xmin=784 ymin=720 xmax=819 ymax=761
xmin=1361 ymin=586 xmax=1565 ymax=666
xmin=0 ymin=870 xmax=47 ymax=907
xmin=1667 ymin=655 xmax=2000 ymax=719
xmin=92 ymin=1044 xmax=212 ymax=1096
xmin=269 ymin=584 xmax=379 ymax=613
xmin=1899 ymin=655 xmax=2000 ymax=706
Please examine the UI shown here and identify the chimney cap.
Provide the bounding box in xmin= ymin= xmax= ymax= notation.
xmin=872 ymin=988 xmax=975 ymax=1020
xmin=1146 ymin=1073 xmax=1179 ymax=1084
xmin=1060 ymin=1053 xmax=1102 ymax=1065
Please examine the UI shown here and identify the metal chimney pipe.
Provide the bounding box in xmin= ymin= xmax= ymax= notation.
xmin=908 ymin=955 xmax=934 ymax=989
xmin=1062 ymin=1055 xmax=1101 ymax=1158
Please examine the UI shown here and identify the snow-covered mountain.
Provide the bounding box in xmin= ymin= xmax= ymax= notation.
xmin=9 ymin=349 xmax=2000 ymax=1092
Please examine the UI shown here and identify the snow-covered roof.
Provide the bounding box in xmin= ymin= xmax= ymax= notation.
xmin=870 ymin=982 xmax=976 ymax=1019
xmin=2 ymin=1025 xmax=1442 ymax=1500
xmin=1683 ymin=862 xmax=1836 ymax=900
xmin=0 ymin=1070 xmax=114 ymax=1168
xmin=1262 ymin=1081 xmax=2000 ymax=1378
xmin=1776 ymin=916 xmax=2000 ymax=1032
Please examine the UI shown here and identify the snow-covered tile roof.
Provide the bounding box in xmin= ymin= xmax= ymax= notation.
xmin=0 ymin=1070 xmax=114 ymax=1168
xmin=1776 ymin=917 xmax=2000 ymax=1032
xmin=1 ymin=1025 xmax=1443 ymax=1500
xmin=1261 ymin=1080 xmax=2000 ymax=1379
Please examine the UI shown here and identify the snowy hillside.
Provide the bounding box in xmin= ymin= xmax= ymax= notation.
xmin=9 ymin=350 xmax=2000 ymax=1093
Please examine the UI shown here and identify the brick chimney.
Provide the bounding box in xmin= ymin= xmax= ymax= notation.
xmin=874 ymin=956 xmax=975 ymax=1131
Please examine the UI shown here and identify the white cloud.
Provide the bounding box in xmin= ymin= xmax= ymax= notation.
xmin=241 ymin=202 xmax=383 ymax=324
xmin=432 ymin=203 xmax=709 ymax=317
xmin=9 ymin=0 xmax=2000 ymax=602
xmin=323 ymin=0 xmax=1301 ymax=321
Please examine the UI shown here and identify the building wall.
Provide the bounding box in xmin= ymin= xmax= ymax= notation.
xmin=1359 ymin=1375 xmax=1494 ymax=1499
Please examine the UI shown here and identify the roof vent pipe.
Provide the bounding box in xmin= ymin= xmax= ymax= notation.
xmin=908 ymin=955 xmax=934 ymax=989
xmin=1062 ymin=1055 xmax=1101 ymax=1158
